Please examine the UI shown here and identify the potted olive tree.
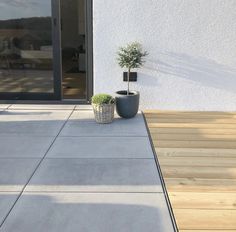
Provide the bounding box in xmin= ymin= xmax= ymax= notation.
xmin=92 ymin=94 xmax=115 ymax=124
xmin=116 ymin=42 xmax=148 ymax=118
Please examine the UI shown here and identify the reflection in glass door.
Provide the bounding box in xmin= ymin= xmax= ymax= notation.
xmin=61 ymin=0 xmax=87 ymax=100
xmin=0 ymin=0 xmax=56 ymax=99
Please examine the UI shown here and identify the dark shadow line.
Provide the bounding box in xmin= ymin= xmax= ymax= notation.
xmin=0 ymin=157 xmax=154 ymax=160
xmin=22 ymin=191 xmax=164 ymax=194
xmin=58 ymin=135 xmax=149 ymax=138
xmin=43 ymin=157 xmax=155 ymax=160
xmin=142 ymin=111 xmax=179 ymax=232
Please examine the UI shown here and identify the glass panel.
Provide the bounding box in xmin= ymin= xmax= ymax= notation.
xmin=0 ymin=0 xmax=54 ymax=93
xmin=61 ymin=0 xmax=87 ymax=99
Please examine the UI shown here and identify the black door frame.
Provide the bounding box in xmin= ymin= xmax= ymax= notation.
xmin=85 ymin=0 xmax=93 ymax=102
xmin=0 ymin=0 xmax=93 ymax=103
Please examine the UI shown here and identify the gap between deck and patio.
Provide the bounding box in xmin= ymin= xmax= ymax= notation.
xmin=0 ymin=105 xmax=175 ymax=232
xmin=144 ymin=110 xmax=236 ymax=231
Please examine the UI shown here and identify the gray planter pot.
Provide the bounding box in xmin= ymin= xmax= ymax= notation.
xmin=115 ymin=91 xmax=140 ymax=118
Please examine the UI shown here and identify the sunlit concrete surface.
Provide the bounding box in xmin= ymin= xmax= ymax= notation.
xmin=0 ymin=106 xmax=174 ymax=232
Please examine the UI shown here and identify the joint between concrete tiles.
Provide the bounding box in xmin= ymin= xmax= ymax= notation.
xmin=23 ymin=190 xmax=165 ymax=194
xmin=0 ymin=108 xmax=175 ymax=231
xmin=0 ymin=107 xmax=75 ymax=229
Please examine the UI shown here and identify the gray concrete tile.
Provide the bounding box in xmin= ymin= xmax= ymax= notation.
xmin=0 ymin=104 xmax=10 ymax=109
xmin=60 ymin=111 xmax=148 ymax=137
xmin=0 ymin=136 xmax=54 ymax=158
xmin=26 ymin=158 xmax=162 ymax=192
xmin=0 ymin=192 xmax=19 ymax=225
xmin=0 ymin=110 xmax=71 ymax=136
xmin=0 ymin=159 xmax=40 ymax=191
xmin=75 ymin=104 xmax=93 ymax=110
xmin=47 ymin=136 xmax=153 ymax=159
xmin=0 ymin=192 xmax=174 ymax=232
xmin=9 ymin=104 xmax=75 ymax=110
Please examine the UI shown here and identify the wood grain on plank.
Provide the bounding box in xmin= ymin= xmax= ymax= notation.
xmin=148 ymin=122 xmax=236 ymax=129
xmin=147 ymin=117 xmax=236 ymax=123
xmin=159 ymin=157 xmax=236 ymax=167
xmin=174 ymin=209 xmax=236 ymax=230
xmin=169 ymin=192 xmax=236 ymax=209
xmin=156 ymin=148 xmax=236 ymax=157
xmin=165 ymin=178 xmax=236 ymax=192
xmin=154 ymin=140 xmax=236 ymax=149
xmin=162 ymin=166 xmax=236 ymax=179
xmin=149 ymin=127 xmax=236 ymax=134
xmin=144 ymin=111 xmax=236 ymax=232
xmin=152 ymin=133 xmax=236 ymax=140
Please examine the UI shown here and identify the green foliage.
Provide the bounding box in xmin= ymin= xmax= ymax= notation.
xmin=117 ymin=42 xmax=148 ymax=70
xmin=92 ymin=94 xmax=115 ymax=105
xmin=117 ymin=42 xmax=148 ymax=95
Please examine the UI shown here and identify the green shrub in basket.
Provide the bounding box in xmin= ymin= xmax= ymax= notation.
xmin=91 ymin=94 xmax=115 ymax=124
xmin=92 ymin=94 xmax=115 ymax=105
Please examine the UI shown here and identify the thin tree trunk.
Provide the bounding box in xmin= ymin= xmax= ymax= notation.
xmin=127 ymin=68 xmax=130 ymax=95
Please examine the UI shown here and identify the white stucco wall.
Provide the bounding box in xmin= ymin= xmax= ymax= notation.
xmin=93 ymin=0 xmax=236 ymax=110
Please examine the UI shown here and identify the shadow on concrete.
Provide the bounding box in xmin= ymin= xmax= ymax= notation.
xmin=0 ymin=193 xmax=172 ymax=232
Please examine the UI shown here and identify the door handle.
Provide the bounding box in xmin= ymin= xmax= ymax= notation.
xmin=53 ymin=18 xmax=62 ymax=30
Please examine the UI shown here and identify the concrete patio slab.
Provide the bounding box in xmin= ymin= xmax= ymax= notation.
xmin=47 ymin=136 xmax=154 ymax=159
xmin=9 ymin=104 xmax=75 ymax=110
xmin=60 ymin=111 xmax=148 ymax=137
xmin=75 ymin=105 xmax=93 ymax=110
xmin=0 ymin=110 xmax=71 ymax=136
xmin=0 ymin=104 xmax=10 ymax=109
xmin=0 ymin=193 xmax=19 ymax=225
xmin=25 ymin=158 xmax=162 ymax=192
xmin=0 ymin=107 xmax=175 ymax=231
xmin=0 ymin=110 xmax=71 ymax=121
xmin=68 ymin=110 xmax=143 ymax=120
xmin=0 ymin=136 xmax=54 ymax=158
xmin=0 ymin=193 xmax=174 ymax=232
xmin=0 ymin=159 xmax=40 ymax=191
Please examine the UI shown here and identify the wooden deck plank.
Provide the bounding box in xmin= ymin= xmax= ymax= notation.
xmin=159 ymin=157 xmax=236 ymax=167
xmin=169 ymin=192 xmax=236 ymax=209
xmin=144 ymin=110 xmax=236 ymax=114
xmin=145 ymin=113 xmax=236 ymax=118
xmin=147 ymin=117 xmax=236 ymax=123
xmin=149 ymin=127 xmax=236 ymax=134
xmin=180 ymin=230 xmax=236 ymax=232
xmin=146 ymin=113 xmax=236 ymax=118
xmin=174 ymin=209 xmax=236 ymax=230
xmin=156 ymin=148 xmax=236 ymax=158
xmin=165 ymin=178 xmax=236 ymax=192
xmin=144 ymin=110 xmax=236 ymax=232
xmin=162 ymin=166 xmax=236 ymax=179
xmin=148 ymin=122 xmax=236 ymax=129
xmin=152 ymin=133 xmax=236 ymax=140
xmin=154 ymin=140 xmax=236 ymax=149
xmin=180 ymin=231 xmax=236 ymax=232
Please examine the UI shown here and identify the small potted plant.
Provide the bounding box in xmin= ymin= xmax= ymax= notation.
xmin=92 ymin=94 xmax=115 ymax=124
xmin=116 ymin=42 xmax=148 ymax=118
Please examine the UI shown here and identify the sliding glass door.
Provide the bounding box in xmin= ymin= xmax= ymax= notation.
xmin=0 ymin=0 xmax=61 ymax=100
xmin=60 ymin=0 xmax=86 ymax=100
xmin=60 ymin=0 xmax=93 ymax=101
xmin=0 ymin=0 xmax=92 ymax=101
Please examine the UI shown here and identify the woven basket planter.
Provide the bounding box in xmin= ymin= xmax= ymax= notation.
xmin=92 ymin=103 xmax=115 ymax=124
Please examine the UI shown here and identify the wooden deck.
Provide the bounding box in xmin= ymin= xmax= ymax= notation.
xmin=144 ymin=111 xmax=236 ymax=232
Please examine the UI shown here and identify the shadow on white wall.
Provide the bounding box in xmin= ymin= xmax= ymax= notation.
xmin=142 ymin=51 xmax=236 ymax=93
